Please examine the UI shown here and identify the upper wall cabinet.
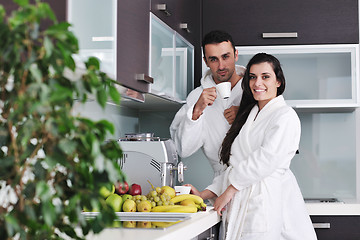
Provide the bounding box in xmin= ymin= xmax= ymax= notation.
xmin=234 ymin=44 xmax=359 ymax=109
xmin=0 ymin=0 xmax=67 ymax=27
xmin=68 ymin=0 xmax=152 ymax=93
xmin=203 ymin=0 xmax=359 ymax=46
xmin=149 ymin=14 xmax=194 ymax=103
xmin=151 ymin=0 xmax=201 ymax=46
xmin=151 ymin=0 xmax=202 ymax=87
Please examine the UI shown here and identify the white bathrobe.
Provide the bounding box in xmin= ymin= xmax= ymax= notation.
xmin=170 ymin=65 xmax=246 ymax=176
xmin=207 ymin=96 xmax=317 ymax=240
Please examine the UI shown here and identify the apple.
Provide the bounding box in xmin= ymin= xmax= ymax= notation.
xmin=122 ymin=194 xmax=132 ymax=202
xmin=99 ymin=184 xmax=115 ymax=199
xmin=129 ymin=183 xmax=142 ymax=196
xmin=115 ymin=181 xmax=129 ymax=195
xmin=106 ymin=193 xmax=123 ymax=212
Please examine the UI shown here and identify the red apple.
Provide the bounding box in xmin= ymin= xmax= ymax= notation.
xmin=115 ymin=181 xmax=129 ymax=194
xmin=129 ymin=183 xmax=142 ymax=196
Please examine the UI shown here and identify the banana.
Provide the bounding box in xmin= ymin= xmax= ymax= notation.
xmin=166 ymin=205 xmax=198 ymax=213
xmin=197 ymin=202 xmax=207 ymax=211
xmin=152 ymin=221 xmax=181 ymax=228
xmin=151 ymin=205 xmax=183 ymax=212
xmin=170 ymin=194 xmax=204 ymax=205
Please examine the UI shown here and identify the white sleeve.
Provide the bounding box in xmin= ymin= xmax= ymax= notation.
xmin=228 ymin=109 xmax=301 ymax=191
xmin=169 ymin=89 xmax=205 ymax=158
xmin=205 ymin=171 xmax=225 ymax=197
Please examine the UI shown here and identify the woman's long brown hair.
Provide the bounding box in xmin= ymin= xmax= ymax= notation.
xmin=219 ymin=53 xmax=286 ymax=166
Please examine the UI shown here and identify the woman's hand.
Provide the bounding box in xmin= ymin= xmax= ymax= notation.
xmin=213 ymin=184 xmax=238 ymax=216
xmin=184 ymin=184 xmax=200 ymax=196
xmin=184 ymin=184 xmax=217 ymax=200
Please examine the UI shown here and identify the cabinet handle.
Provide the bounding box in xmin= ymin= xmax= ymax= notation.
xmin=157 ymin=4 xmax=171 ymax=16
xmin=136 ymin=74 xmax=153 ymax=84
xmin=262 ymin=32 xmax=298 ymax=38
xmin=313 ymin=223 xmax=331 ymax=229
xmin=180 ymin=23 xmax=191 ymax=33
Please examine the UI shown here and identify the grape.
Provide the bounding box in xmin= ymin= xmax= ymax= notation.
xmin=169 ymin=201 xmax=174 ymax=205
xmin=141 ymin=195 xmax=147 ymax=201
xmin=155 ymin=187 xmax=161 ymax=193
xmin=136 ymin=199 xmax=141 ymax=204
xmin=135 ymin=195 xmax=142 ymax=200
xmin=151 ymin=202 xmax=156 ymax=208
xmin=163 ymin=201 xmax=169 ymax=206
xmin=154 ymin=196 xmax=160 ymax=202
xmin=157 ymin=201 xmax=163 ymax=206
xmin=150 ymin=191 xmax=157 ymax=198
xmin=160 ymin=195 xmax=166 ymax=202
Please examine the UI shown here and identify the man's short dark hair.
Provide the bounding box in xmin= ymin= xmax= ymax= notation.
xmin=202 ymin=30 xmax=236 ymax=57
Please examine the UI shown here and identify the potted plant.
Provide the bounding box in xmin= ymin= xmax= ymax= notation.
xmin=0 ymin=0 xmax=125 ymax=239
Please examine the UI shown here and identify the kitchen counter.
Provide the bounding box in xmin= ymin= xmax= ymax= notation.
xmin=85 ymin=207 xmax=220 ymax=240
xmin=306 ymin=202 xmax=360 ymax=216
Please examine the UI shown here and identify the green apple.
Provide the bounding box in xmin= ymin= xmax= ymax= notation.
xmin=122 ymin=194 xmax=132 ymax=202
xmin=106 ymin=193 xmax=123 ymax=212
xmin=99 ymin=184 xmax=115 ymax=199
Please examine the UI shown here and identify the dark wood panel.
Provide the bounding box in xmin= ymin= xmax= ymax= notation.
xmin=117 ymin=1 xmax=150 ymax=93
xmin=311 ymin=216 xmax=360 ymax=240
xmin=0 ymin=0 xmax=67 ymax=24
xmin=203 ymin=0 xmax=359 ymax=45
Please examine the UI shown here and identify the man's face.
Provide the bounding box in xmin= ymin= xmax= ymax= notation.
xmin=203 ymin=41 xmax=238 ymax=84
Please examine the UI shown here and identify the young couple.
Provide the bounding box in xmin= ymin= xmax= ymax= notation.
xmin=170 ymin=30 xmax=317 ymax=240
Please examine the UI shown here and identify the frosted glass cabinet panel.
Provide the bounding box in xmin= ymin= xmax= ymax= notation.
xmin=150 ymin=15 xmax=175 ymax=99
xmin=150 ymin=13 xmax=194 ymax=103
xmin=175 ymin=35 xmax=194 ymax=101
xmin=291 ymin=111 xmax=357 ymax=200
xmin=68 ymin=0 xmax=117 ymax=78
xmin=235 ymin=45 xmax=359 ymax=108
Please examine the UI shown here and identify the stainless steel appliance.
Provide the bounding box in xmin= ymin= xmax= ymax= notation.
xmin=118 ymin=133 xmax=186 ymax=195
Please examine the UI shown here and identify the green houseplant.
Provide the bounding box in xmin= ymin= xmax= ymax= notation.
xmin=0 ymin=0 xmax=125 ymax=239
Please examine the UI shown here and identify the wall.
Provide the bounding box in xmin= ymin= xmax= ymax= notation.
xmin=72 ymin=101 xmax=140 ymax=140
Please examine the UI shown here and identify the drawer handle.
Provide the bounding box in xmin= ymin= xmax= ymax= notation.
xmin=313 ymin=223 xmax=331 ymax=229
xmin=180 ymin=23 xmax=190 ymax=33
xmin=157 ymin=4 xmax=171 ymax=16
xmin=136 ymin=74 xmax=154 ymax=84
xmin=262 ymin=32 xmax=298 ymax=38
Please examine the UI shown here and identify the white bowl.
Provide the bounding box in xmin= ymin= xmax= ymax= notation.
xmin=174 ymin=186 xmax=191 ymax=195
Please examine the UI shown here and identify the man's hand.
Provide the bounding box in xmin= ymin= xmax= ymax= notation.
xmin=224 ymin=106 xmax=239 ymax=124
xmin=192 ymin=87 xmax=217 ymax=120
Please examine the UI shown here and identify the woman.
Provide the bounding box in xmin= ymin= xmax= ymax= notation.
xmin=188 ymin=53 xmax=317 ymax=240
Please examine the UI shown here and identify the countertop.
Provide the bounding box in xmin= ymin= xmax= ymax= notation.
xmin=306 ymin=201 xmax=360 ymax=216
xmin=77 ymin=202 xmax=360 ymax=240
xmin=84 ymin=207 xmax=220 ymax=240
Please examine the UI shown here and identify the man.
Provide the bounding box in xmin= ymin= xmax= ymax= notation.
xmin=170 ymin=30 xmax=245 ymax=178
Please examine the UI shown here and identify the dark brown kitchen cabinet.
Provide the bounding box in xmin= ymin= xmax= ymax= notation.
xmin=203 ymin=0 xmax=359 ymax=46
xmin=117 ymin=1 xmax=151 ymax=93
xmin=150 ymin=0 xmax=201 ymax=45
xmin=311 ymin=216 xmax=360 ymax=240
xmin=0 ymin=0 xmax=67 ymax=24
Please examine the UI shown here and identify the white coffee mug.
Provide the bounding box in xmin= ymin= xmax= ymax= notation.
xmin=174 ymin=186 xmax=191 ymax=195
xmin=216 ymin=82 xmax=231 ymax=99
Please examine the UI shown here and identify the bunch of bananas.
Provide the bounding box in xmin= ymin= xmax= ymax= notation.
xmin=151 ymin=194 xmax=207 ymax=213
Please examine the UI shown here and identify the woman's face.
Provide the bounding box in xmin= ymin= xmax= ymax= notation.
xmin=249 ymin=62 xmax=281 ymax=110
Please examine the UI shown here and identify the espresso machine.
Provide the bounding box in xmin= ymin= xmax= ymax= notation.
xmin=118 ymin=133 xmax=186 ymax=195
